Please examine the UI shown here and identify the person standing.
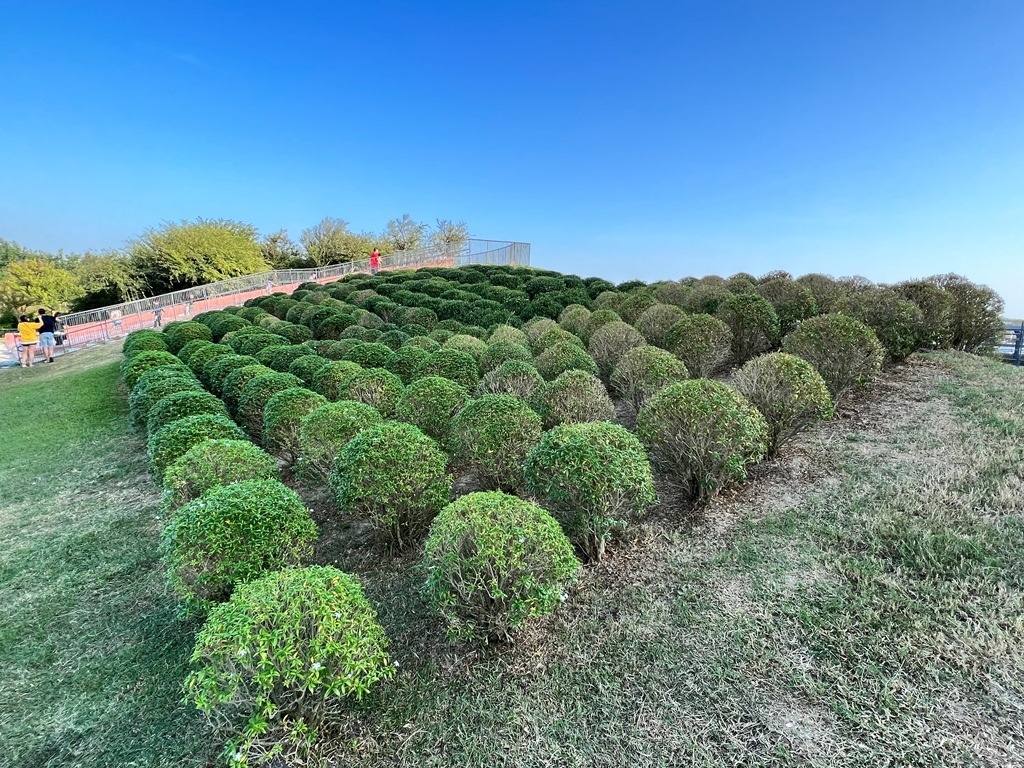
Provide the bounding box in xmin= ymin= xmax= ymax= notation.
xmin=153 ymin=302 xmax=164 ymax=328
xmin=17 ymin=314 xmax=43 ymax=368
xmin=370 ymin=248 xmax=380 ymax=275
xmin=266 ymin=278 xmax=274 ymax=296
xmin=36 ymin=308 xmax=58 ymax=363
xmin=109 ymin=308 xmax=123 ymax=338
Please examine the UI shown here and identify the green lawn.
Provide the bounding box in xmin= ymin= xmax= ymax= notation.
xmin=2 ymin=347 xmax=1022 ymax=767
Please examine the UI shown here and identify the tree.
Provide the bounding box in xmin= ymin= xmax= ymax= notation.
xmin=430 ymin=219 xmax=470 ymax=255
xmin=0 ymin=238 xmax=50 ymax=269
xmin=299 ymin=218 xmax=379 ymax=266
xmin=67 ymin=251 xmax=145 ymax=310
xmin=0 ymin=258 xmax=85 ymax=316
xmin=260 ymin=230 xmax=305 ymax=268
xmin=384 ymin=214 xmax=427 ymax=252
xmin=129 ymin=218 xmax=267 ymax=294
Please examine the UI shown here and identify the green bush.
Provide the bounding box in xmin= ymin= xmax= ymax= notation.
xmin=330 ymin=422 xmax=450 ymax=549
xmin=634 ymin=303 xmax=685 ymax=348
xmin=386 ymin=344 xmax=430 ymax=384
xmin=202 ymin=354 xmax=260 ymax=395
xmin=122 ymin=330 xmax=168 ymax=357
xmin=733 ymin=352 xmax=833 ymax=455
xmin=176 ymin=338 xmax=214 ymax=367
xmin=224 ymin=326 xmax=272 ymax=352
xmin=296 ymin=401 xmax=383 ymax=483
xmin=610 ymin=345 xmax=690 ymax=412
xmin=131 ymin=363 xmax=197 ymax=395
xmin=184 ymin=566 xmax=394 ymax=767
xmin=325 ymin=338 xmax=362 ymax=359
xmin=487 ymin=324 xmax=530 ymax=348
xmin=558 ymin=304 xmax=592 ymax=337
xmin=755 ymin=278 xmax=818 ymax=335
xmin=121 ymin=350 xmax=187 ymax=389
xmin=236 ymin=372 xmax=303 ymax=438
xmin=424 ymin=491 xmax=580 ymax=642
xmin=148 ymin=414 xmax=247 ymax=478
xmin=404 ymin=335 xmax=441 ymax=352
xmin=663 ymin=313 xmax=732 ymax=378
xmin=895 ymin=281 xmax=954 ymax=348
xmin=476 ymin=360 xmax=545 ymax=400
xmin=531 ymin=325 xmax=584 ymax=356
xmin=587 ymin=320 xmax=647 ymax=382
xmin=288 ymin=354 xmax=332 ymax=386
xmin=653 ymin=280 xmax=692 ymax=308
xmin=263 ymin=387 xmax=328 ymax=464
xmin=129 ymin=373 xmax=202 ymax=431
xmin=265 ymin=344 xmax=311 ymax=373
xmin=310 ymin=360 xmax=363 ymax=401
xmin=449 ymin=395 xmax=543 ymax=490
xmin=274 ymin=322 xmax=313 ymax=344
xmin=428 ymin=327 xmax=454 ymax=344
xmin=378 ymin=329 xmax=409 ymax=350
xmin=185 ymin=343 xmax=232 ymax=377
xmin=682 ymin=283 xmax=730 ymax=315
xmin=522 ymin=317 xmax=559 ymax=345
xmin=637 ymin=380 xmax=768 ymax=506
xmin=161 ymin=479 xmax=317 ymax=615
xmin=534 ymin=340 xmax=599 ymax=382
xmin=580 ymin=309 xmax=622 ymax=343
xmin=524 ymin=422 xmax=657 ymax=561
xmin=395 ymin=376 xmax=470 ymax=444
xmin=414 ymin=348 xmax=480 ymax=389
xmin=208 ymin=313 xmax=249 ymax=342
xmin=146 ymin=390 xmax=230 ymax=437
xmin=781 ymin=313 xmax=884 ymax=404
xmin=928 ymin=273 xmax=1004 ymax=352
xmin=478 ymin=341 xmax=532 ymax=374
xmin=165 ymin=321 xmax=213 ymax=354
xmin=529 ymin=370 xmax=615 ymax=429
xmin=795 ymin=273 xmax=848 ymax=314
xmin=834 ymin=288 xmax=925 ymax=361
xmin=617 ymin=291 xmax=658 ymax=324
xmin=443 ymin=334 xmax=488 ymax=362
xmin=716 ymin=293 xmax=781 ymax=364
xmin=162 ymin=439 xmax=278 ymax=515
xmin=343 ymin=341 xmax=396 ymax=369
xmin=336 ymin=367 xmax=404 ymax=417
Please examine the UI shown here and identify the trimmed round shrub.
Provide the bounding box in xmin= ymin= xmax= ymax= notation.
xmin=263 ymin=387 xmax=328 ymax=464
xmin=588 ymin=321 xmax=647 ymax=382
xmin=221 ymin=364 xmax=275 ymax=418
xmin=487 ymin=324 xmax=530 ymax=348
xmin=449 ymin=395 xmax=543 ymax=490
xmin=634 ymin=303 xmax=685 ymax=348
xmin=531 ymin=325 xmax=584 ymax=356
xmin=610 ymin=345 xmax=690 ymax=412
xmin=664 ymin=313 xmax=733 ymax=378
xmin=161 ymin=439 xmax=278 ymax=514
xmin=755 ymin=278 xmax=818 ymax=335
xmin=653 ymin=280 xmax=692 ymax=308
xmin=378 ymin=329 xmax=409 ymax=350
xmin=404 ymin=335 xmax=441 ymax=352
xmin=131 ymin=363 xmax=197 ymax=395
xmin=424 ymin=491 xmax=581 ymax=642
xmin=580 ymin=308 xmax=622 ymax=343
xmin=224 ymin=326 xmax=271 ymax=352
xmin=929 ymin=273 xmax=1004 ymax=352
xmin=529 ymin=370 xmax=615 ymax=429
xmin=414 ymin=348 xmax=480 ymax=389
xmin=534 ymin=340 xmax=599 ymax=381
xmin=239 ymin=333 xmax=290 ymax=359
xmin=184 ymin=567 xmax=394 ymax=767
xmin=148 ymin=414 xmax=247 ymax=478
xmin=637 ymin=380 xmax=768 ymax=506
xmin=525 ymin=422 xmax=658 ymax=561
xmin=558 ymin=305 xmax=591 ymax=337
xmin=443 ymin=334 xmax=488 ymax=362
xmin=523 ymin=317 xmax=559 ymax=344
xmin=835 ymin=288 xmax=925 ymax=361
xmin=477 ymin=360 xmax=545 ymax=400
xmin=326 ymin=338 xmax=362 ymax=359
xmin=342 ymin=341 xmax=395 ymax=369
xmin=146 ymin=390 xmax=229 ymax=437
xmin=185 ymin=343 xmax=232 ymax=377
xmin=386 ymin=344 xmax=430 ymax=384
xmin=336 ymin=367 xmax=404 ymax=418
xmin=895 ymin=280 xmax=954 ymax=348
xmin=617 ymin=291 xmax=658 ymax=324
xmin=395 ymin=376 xmax=470 ymax=444
xmin=165 ymin=321 xmax=212 ymax=354
xmin=161 ymin=479 xmax=317 ymax=615
xmin=288 ymin=354 xmax=332 ymax=385
xmin=329 ymin=422 xmax=450 ymax=549
xmin=682 ymin=283 xmax=730 ymax=315
xmin=208 ymin=313 xmax=249 ymax=342
xmin=733 ymin=353 xmax=833 ymax=455
xmin=121 ymin=350 xmax=186 ymax=389
xmin=479 ymin=340 xmax=532 ymax=374
xmin=273 ymin=322 xmax=313 ymax=345
xmin=716 ymin=293 xmax=781 ymax=364
xmin=310 ymin=360 xmax=363 ymax=401
xmin=129 ymin=373 xmax=202 ymax=431
xmin=296 ymin=401 xmax=383 ymax=483
xmin=176 ymin=338 xmax=214 ymax=366
xmin=781 ymin=313 xmax=884 ymax=404
xmin=202 ymin=354 xmax=260 ymax=395
xmin=428 ymin=328 xmax=454 ymax=344
xmin=122 ymin=330 xmax=168 ymax=357
xmin=266 ymin=344 xmax=312 ymax=374
xmin=237 ymin=372 xmax=303 ymax=438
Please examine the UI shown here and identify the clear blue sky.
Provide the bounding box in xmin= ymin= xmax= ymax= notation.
xmin=2 ymin=1 xmax=1023 ymax=313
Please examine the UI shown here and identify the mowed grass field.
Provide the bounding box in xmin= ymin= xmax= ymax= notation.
xmin=1 ymin=346 xmax=1022 ymax=768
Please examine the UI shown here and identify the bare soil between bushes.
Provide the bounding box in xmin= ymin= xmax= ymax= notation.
xmin=2 ymin=348 xmax=1022 ymax=767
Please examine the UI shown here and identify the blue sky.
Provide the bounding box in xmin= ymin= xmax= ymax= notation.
xmin=2 ymin=1 xmax=1023 ymax=313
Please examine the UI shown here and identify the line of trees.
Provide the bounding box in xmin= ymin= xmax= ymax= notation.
xmin=0 ymin=215 xmax=470 ymax=324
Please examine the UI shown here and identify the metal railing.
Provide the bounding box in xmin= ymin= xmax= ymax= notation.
xmin=999 ymin=323 xmax=1023 ymax=365
xmin=51 ymin=239 xmax=530 ymax=348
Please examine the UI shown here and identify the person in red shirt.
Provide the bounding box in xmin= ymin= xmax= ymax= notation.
xmin=370 ymin=248 xmax=380 ymax=275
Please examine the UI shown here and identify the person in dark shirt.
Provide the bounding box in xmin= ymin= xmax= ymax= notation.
xmin=36 ymin=308 xmax=58 ymax=363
